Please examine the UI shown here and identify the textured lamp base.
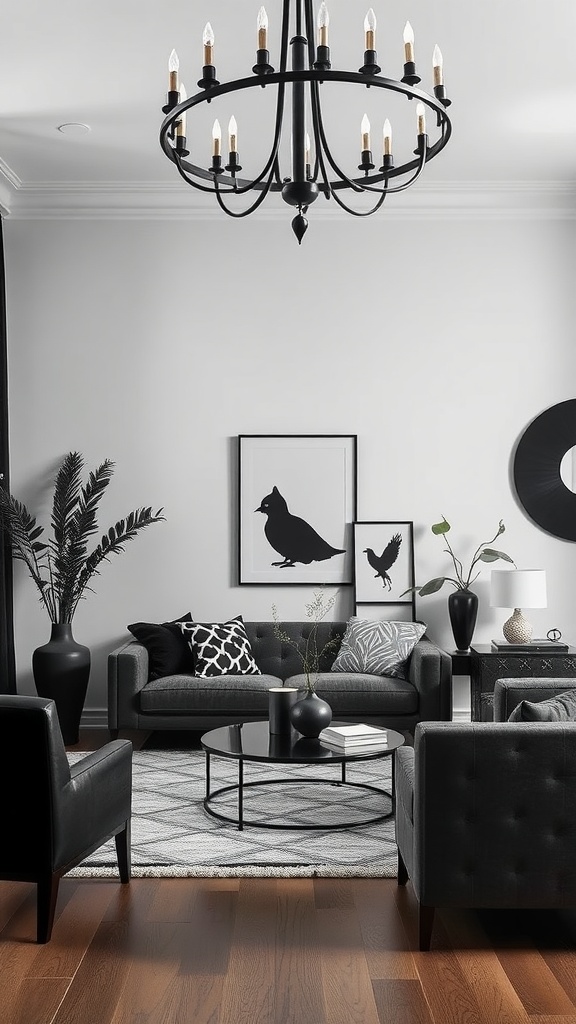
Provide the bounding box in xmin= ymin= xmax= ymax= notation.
xmin=502 ymin=608 xmax=533 ymax=644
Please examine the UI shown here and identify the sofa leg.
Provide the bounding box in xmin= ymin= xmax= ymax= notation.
xmin=418 ymin=903 xmax=435 ymax=951
xmin=397 ymin=848 xmax=408 ymax=886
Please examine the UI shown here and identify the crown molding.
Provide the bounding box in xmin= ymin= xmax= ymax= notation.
xmin=2 ymin=177 xmax=576 ymax=220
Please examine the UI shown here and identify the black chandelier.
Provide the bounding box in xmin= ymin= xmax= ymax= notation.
xmin=160 ymin=1 xmax=452 ymax=243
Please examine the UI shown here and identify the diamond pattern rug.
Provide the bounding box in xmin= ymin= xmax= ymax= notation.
xmin=68 ymin=749 xmax=397 ymax=879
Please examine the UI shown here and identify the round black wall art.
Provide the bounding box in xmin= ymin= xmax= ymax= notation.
xmin=513 ymin=399 xmax=576 ymax=541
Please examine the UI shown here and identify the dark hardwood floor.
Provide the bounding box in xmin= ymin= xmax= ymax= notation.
xmin=2 ymin=729 xmax=576 ymax=1024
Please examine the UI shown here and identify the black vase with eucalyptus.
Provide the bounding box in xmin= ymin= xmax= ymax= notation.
xmin=448 ymin=589 xmax=478 ymax=652
xmin=289 ymin=690 xmax=333 ymax=739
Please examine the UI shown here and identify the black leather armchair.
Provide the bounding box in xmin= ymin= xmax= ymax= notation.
xmin=395 ymin=708 xmax=576 ymax=949
xmin=0 ymin=695 xmax=133 ymax=942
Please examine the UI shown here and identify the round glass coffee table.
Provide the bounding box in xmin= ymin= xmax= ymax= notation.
xmin=201 ymin=720 xmax=405 ymax=831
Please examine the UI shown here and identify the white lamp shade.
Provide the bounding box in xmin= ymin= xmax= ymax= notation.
xmin=490 ymin=569 xmax=547 ymax=609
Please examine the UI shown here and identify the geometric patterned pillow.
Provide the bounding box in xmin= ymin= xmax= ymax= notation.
xmin=330 ymin=617 xmax=426 ymax=679
xmin=178 ymin=616 xmax=261 ymax=678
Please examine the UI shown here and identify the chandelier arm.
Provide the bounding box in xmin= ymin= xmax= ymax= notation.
xmin=324 ymin=183 xmax=388 ymax=218
xmin=373 ymin=146 xmax=427 ymax=195
xmin=311 ymin=82 xmax=365 ymax=194
xmin=213 ymin=172 xmax=275 ymax=218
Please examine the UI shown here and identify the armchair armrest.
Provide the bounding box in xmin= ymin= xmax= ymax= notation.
xmin=408 ymin=637 xmax=452 ymax=722
xmin=493 ymin=677 xmax=576 ymax=721
xmin=107 ymin=640 xmax=149 ymax=731
xmin=55 ymin=739 xmax=133 ymax=868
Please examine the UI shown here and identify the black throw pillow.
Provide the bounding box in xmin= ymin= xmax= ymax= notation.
xmin=507 ymin=688 xmax=576 ymax=722
xmin=128 ymin=612 xmax=195 ymax=680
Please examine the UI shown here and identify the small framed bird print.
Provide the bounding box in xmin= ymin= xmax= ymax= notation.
xmin=238 ymin=434 xmax=357 ymax=585
xmin=353 ymin=521 xmax=416 ymax=616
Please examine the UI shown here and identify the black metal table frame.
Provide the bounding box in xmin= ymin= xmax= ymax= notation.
xmin=203 ymin=750 xmax=396 ymax=831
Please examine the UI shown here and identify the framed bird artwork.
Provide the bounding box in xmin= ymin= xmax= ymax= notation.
xmin=238 ymin=434 xmax=357 ymax=585
xmin=353 ymin=521 xmax=416 ymax=619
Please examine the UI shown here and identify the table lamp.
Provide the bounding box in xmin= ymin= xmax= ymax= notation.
xmin=490 ymin=569 xmax=547 ymax=643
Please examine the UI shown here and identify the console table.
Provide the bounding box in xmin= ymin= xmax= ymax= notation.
xmin=470 ymin=644 xmax=576 ymax=720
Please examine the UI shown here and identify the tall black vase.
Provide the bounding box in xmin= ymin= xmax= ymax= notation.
xmin=32 ymin=623 xmax=90 ymax=745
xmin=448 ymin=589 xmax=478 ymax=652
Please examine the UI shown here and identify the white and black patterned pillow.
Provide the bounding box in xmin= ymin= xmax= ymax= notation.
xmin=179 ymin=617 xmax=261 ymax=678
xmin=330 ymin=617 xmax=426 ymax=679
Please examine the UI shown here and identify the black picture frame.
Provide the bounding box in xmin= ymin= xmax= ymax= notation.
xmin=238 ymin=434 xmax=357 ymax=585
xmin=353 ymin=521 xmax=416 ymax=619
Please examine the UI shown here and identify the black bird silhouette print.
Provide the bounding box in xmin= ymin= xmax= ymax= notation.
xmin=255 ymin=486 xmax=345 ymax=567
xmin=364 ymin=532 xmax=402 ymax=590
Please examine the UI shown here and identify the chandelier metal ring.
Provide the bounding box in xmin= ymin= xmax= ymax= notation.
xmin=160 ymin=70 xmax=451 ymax=194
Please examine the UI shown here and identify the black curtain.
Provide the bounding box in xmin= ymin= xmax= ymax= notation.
xmin=0 ymin=216 xmax=16 ymax=692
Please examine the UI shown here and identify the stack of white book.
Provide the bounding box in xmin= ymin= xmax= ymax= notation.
xmin=318 ymin=723 xmax=389 ymax=753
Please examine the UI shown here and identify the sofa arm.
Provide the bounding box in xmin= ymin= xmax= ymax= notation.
xmin=493 ymin=676 xmax=576 ymax=722
xmin=412 ymin=721 xmax=576 ymax=909
xmin=408 ymin=637 xmax=452 ymax=722
xmin=107 ymin=640 xmax=149 ymax=731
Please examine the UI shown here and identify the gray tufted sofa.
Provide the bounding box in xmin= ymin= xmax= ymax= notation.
xmin=395 ymin=675 xmax=576 ymax=950
xmin=108 ymin=620 xmax=452 ymax=739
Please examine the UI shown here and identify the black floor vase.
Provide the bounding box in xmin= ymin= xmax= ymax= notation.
xmin=32 ymin=623 xmax=90 ymax=745
xmin=448 ymin=589 xmax=478 ymax=652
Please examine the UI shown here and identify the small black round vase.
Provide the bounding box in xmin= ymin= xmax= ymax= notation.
xmin=289 ymin=691 xmax=333 ymax=739
xmin=448 ymin=589 xmax=478 ymax=652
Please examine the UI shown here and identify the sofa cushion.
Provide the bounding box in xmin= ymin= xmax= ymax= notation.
xmin=286 ymin=673 xmax=418 ymax=716
xmin=140 ymin=673 xmax=281 ymax=715
xmin=127 ymin=613 xmax=195 ymax=680
xmin=330 ymin=618 xmax=426 ymax=680
xmin=508 ymin=688 xmax=576 ymax=722
xmin=179 ymin=616 xmax=261 ymax=678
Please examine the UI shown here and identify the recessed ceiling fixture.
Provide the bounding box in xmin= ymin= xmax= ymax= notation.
xmin=56 ymin=123 xmax=91 ymax=135
xmin=160 ymin=1 xmax=452 ymax=243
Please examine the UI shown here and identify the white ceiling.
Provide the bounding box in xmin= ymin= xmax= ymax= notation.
xmin=1 ymin=0 xmax=576 ymax=215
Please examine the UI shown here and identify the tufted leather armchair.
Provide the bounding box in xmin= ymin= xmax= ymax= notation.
xmin=395 ymin=689 xmax=576 ymax=949
xmin=0 ymin=695 xmax=133 ymax=942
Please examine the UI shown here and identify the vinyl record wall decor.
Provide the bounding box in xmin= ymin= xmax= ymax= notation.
xmin=513 ymin=399 xmax=576 ymax=541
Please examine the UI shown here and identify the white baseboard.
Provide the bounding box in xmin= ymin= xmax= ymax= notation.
xmin=452 ymin=708 xmax=472 ymax=722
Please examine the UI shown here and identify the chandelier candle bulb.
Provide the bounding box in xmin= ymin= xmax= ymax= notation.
xmin=203 ymin=22 xmax=214 ymax=65
xmin=403 ymin=21 xmax=414 ymax=62
xmin=383 ymin=119 xmax=392 ymax=156
xmin=361 ymin=114 xmax=371 ymax=152
xmin=318 ymin=2 xmax=329 ymax=45
xmin=257 ymin=6 xmax=268 ymax=49
xmin=416 ymin=102 xmax=426 ymax=135
xmin=364 ymin=8 xmax=376 ymax=50
xmin=168 ymin=49 xmax=179 ymax=92
xmin=228 ymin=116 xmax=238 ymax=153
xmin=212 ymin=118 xmax=221 ymax=156
xmin=433 ymin=45 xmax=443 ymax=86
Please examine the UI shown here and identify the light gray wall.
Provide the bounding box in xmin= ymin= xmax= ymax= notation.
xmin=4 ymin=211 xmax=576 ymax=720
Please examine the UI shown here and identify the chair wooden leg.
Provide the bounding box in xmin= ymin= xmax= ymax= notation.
xmin=418 ymin=903 xmax=435 ymax=951
xmin=397 ymin=848 xmax=409 ymax=886
xmin=37 ymin=872 xmax=61 ymax=943
xmin=115 ymin=819 xmax=131 ymax=883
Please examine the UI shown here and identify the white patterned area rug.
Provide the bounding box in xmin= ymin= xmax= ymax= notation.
xmin=68 ymin=749 xmax=397 ymax=879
